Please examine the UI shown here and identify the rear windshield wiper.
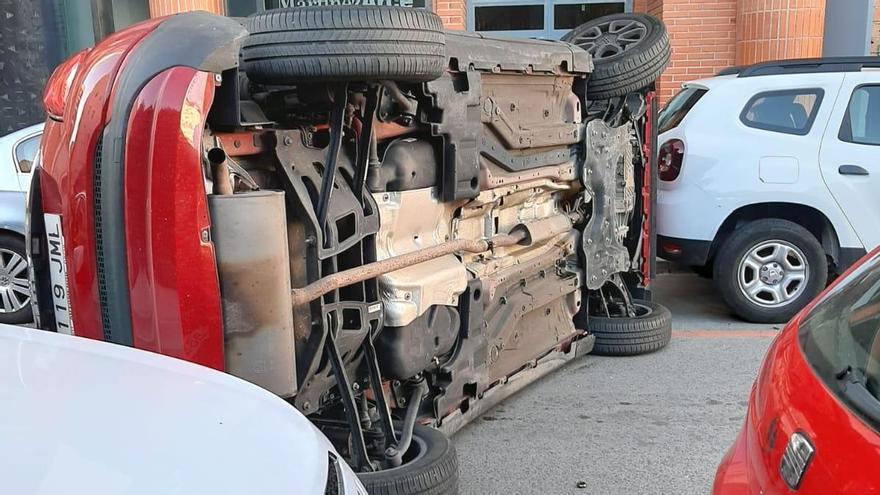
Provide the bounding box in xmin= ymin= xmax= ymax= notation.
xmin=836 ymin=366 xmax=880 ymax=426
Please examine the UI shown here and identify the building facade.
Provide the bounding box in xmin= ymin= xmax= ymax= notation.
xmin=0 ymin=0 xmax=876 ymax=135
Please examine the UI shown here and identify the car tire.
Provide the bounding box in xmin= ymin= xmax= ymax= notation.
xmin=562 ymin=13 xmax=670 ymax=100
xmin=241 ymin=6 xmax=446 ymax=84
xmin=692 ymin=264 xmax=713 ymax=279
xmin=358 ymin=424 xmax=459 ymax=495
xmin=589 ymin=299 xmax=672 ymax=356
xmin=713 ymin=219 xmax=827 ymax=324
xmin=0 ymin=233 xmax=32 ymax=324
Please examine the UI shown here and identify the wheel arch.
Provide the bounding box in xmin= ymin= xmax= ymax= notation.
xmin=710 ymin=202 xmax=840 ymax=271
xmin=0 ymin=227 xmax=25 ymax=239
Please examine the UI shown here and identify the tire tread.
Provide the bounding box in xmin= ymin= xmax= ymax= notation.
xmin=588 ymin=300 xmax=672 ymax=356
xmin=241 ymin=6 xmax=445 ymax=84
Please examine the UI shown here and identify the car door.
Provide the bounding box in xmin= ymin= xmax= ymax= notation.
xmin=819 ymin=73 xmax=880 ymax=250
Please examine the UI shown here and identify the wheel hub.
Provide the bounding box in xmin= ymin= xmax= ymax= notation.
xmin=759 ymin=262 xmax=785 ymax=285
xmin=596 ymin=33 xmax=618 ymax=46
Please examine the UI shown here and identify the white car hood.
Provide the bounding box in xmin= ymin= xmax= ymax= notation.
xmin=0 ymin=324 xmax=332 ymax=494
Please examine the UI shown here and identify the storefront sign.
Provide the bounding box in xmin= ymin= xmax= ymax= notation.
xmin=268 ymin=0 xmax=426 ymax=7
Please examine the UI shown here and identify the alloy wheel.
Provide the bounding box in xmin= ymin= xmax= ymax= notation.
xmin=0 ymin=248 xmax=30 ymax=313
xmin=737 ymin=240 xmax=808 ymax=308
xmin=567 ymin=18 xmax=648 ymax=60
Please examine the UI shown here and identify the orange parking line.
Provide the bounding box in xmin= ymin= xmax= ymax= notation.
xmin=672 ymin=330 xmax=779 ymax=339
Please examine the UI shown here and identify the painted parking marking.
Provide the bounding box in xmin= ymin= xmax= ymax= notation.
xmin=672 ymin=330 xmax=779 ymax=339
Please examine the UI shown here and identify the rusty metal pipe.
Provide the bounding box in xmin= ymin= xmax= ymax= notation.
xmin=208 ymin=147 xmax=233 ymax=195
xmin=290 ymin=231 xmax=526 ymax=306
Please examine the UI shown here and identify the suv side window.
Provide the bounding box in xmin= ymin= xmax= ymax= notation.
xmin=839 ymin=85 xmax=880 ymax=146
xmin=14 ymin=134 xmax=40 ymax=173
xmin=740 ymin=89 xmax=824 ymax=136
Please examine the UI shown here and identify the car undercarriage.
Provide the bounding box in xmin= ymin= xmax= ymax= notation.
xmin=29 ymin=7 xmax=670 ymax=492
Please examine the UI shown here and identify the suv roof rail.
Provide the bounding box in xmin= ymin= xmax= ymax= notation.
xmin=731 ymin=57 xmax=880 ymax=78
xmin=716 ymin=66 xmax=745 ymax=76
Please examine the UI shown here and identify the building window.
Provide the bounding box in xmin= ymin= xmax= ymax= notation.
xmin=475 ymin=5 xmax=543 ymax=31
xmin=468 ymin=0 xmax=629 ymax=40
xmin=839 ymin=85 xmax=880 ymax=146
xmin=740 ymin=89 xmax=824 ymax=136
xmin=552 ymin=2 xmax=622 ymax=30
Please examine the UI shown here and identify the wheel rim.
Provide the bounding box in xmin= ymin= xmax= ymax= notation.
xmin=736 ymin=240 xmax=808 ymax=309
xmin=568 ymin=18 xmax=648 ymax=60
xmin=0 ymin=248 xmax=29 ymax=314
xmin=596 ymin=301 xmax=652 ymax=319
xmin=400 ymin=435 xmax=428 ymax=466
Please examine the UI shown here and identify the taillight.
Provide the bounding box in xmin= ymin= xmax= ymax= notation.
xmin=658 ymin=139 xmax=684 ymax=181
xmin=43 ymin=49 xmax=87 ymax=121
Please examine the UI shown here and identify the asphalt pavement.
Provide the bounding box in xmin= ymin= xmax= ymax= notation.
xmin=452 ymin=269 xmax=780 ymax=494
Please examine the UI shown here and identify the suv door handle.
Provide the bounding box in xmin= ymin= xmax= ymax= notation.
xmin=839 ymin=165 xmax=869 ymax=176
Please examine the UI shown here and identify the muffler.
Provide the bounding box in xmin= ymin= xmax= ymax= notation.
xmin=208 ymin=190 xmax=297 ymax=397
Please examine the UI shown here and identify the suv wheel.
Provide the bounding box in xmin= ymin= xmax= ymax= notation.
xmin=713 ymin=219 xmax=827 ymax=323
xmin=241 ymin=6 xmax=446 ymax=84
xmin=562 ymin=13 xmax=670 ymax=99
xmin=0 ymin=233 xmax=32 ymax=324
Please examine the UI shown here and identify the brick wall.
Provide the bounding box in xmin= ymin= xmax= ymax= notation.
xmin=435 ymin=0 xmax=466 ymax=30
xmin=637 ymin=0 xmax=830 ymax=103
xmin=148 ymin=0 xmax=225 ymax=17
xmin=636 ymin=0 xmax=737 ymax=103
xmin=735 ymin=0 xmax=825 ymax=65
xmin=872 ymin=1 xmax=880 ymax=55
xmin=645 ymin=0 xmax=663 ymax=18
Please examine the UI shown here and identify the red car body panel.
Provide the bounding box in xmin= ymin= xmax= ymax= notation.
xmin=714 ymin=248 xmax=880 ymax=494
xmin=37 ymin=14 xmax=232 ymax=370
xmin=39 ymin=19 xmax=163 ymax=341
xmin=123 ymin=67 xmax=224 ymax=370
xmin=640 ymin=91 xmax=656 ymax=286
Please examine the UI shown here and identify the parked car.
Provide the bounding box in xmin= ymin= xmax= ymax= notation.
xmin=0 ymin=322 xmax=366 ymax=494
xmin=27 ymin=8 xmax=670 ymax=491
xmin=713 ymin=247 xmax=880 ymax=494
xmin=0 ymin=123 xmax=40 ymax=324
xmin=657 ymin=57 xmax=880 ymax=323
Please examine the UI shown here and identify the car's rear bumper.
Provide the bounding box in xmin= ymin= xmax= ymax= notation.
xmin=657 ymin=234 xmax=712 ymax=266
xmin=31 ymin=13 xmax=246 ymax=371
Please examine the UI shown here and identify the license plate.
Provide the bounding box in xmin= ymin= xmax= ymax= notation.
xmin=44 ymin=214 xmax=74 ymax=335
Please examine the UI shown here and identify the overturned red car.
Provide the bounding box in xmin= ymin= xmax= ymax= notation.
xmin=714 ymin=248 xmax=880 ymax=494
xmin=28 ymin=7 xmax=671 ymax=492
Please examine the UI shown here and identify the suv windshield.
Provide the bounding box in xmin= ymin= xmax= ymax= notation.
xmin=799 ymin=252 xmax=880 ymax=432
xmin=658 ymin=86 xmax=707 ymax=134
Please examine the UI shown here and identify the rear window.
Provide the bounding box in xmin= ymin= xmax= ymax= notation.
xmin=839 ymin=85 xmax=880 ymax=146
xmin=658 ymin=87 xmax=707 ymax=134
xmin=799 ymin=252 xmax=880 ymax=432
xmin=740 ymin=89 xmax=823 ymax=136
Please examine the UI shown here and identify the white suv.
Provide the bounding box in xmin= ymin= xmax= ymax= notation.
xmin=657 ymin=57 xmax=880 ymax=323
